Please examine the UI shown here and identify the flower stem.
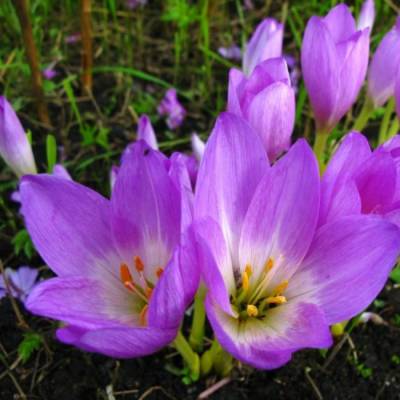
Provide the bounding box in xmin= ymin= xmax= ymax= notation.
xmin=313 ymin=131 xmax=328 ymax=173
xmin=189 ymin=286 xmax=206 ymax=352
xmin=173 ymin=331 xmax=200 ymax=380
xmin=387 ymin=118 xmax=399 ymax=140
xmin=353 ymin=97 xmax=374 ymax=132
xmin=378 ymin=98 xmax=395 ymax=145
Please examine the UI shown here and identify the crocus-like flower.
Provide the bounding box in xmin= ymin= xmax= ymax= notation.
xmin=157 ymin=89 xmax=186 ymax=130
xmin=194 ymin=113 xmax=400 ymax=369
xmin=228 ymin=57 xmax=295 ymax=161
xmin=243 ymin=18 xmax=283 ymax=76
xmin=0 ymin=266 xmax=38 ymax=302
xmin=301 ymin=4 xmax=370 ymax=133
xmin=43 ymin=67 xmax=57 ymax=80
xmin=137 ymin=115 xmax=157 ymax=150
xmin=319 ymin=132 xmax=400 ymax=227
xmin=0 ymin=96 xmax=36 ymax=177
xmin=218 ymin=45 xmax=242 ymax=61
xmin=357 ymin=0 xmax=375 ymax=31
xmin=22 ymin=141 xmax=199 ymax=357
xmin=368 ymin=18 xmax=400 ymax=107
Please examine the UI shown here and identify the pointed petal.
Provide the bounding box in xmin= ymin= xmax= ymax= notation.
xmin=20 ymin=175 xmax=119 ymax=278
xmin=288 ymin=216 xmax=400 ymax=324
xmin=195 ymin=113 xmax=269 ymax=261
xmin=227 ymin=68 xmax=246 ymax=115
xmin=323 ymin=4 xmax=356 ymax=42
xmin=191 ymin=133 xmax=205 ymax=161
xmin=239 ymin=140 xmax=319 ymax=288
xmin=137 ymin=115 xmax=158 ymax=150
xmin=357 ymin=0 xmax=375 ymax=31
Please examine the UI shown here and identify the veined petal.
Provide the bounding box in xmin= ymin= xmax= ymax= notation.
xmin=239 ymin=140 xmax=319 ymax=289
xmin=112 ymin=141 xmax=181 ymax=282
xmin=227 ymin=68 xmax=246 ymax=115
xmin=245 ymin=81 xmax=295 ymax=161
xmin=26 ymin=277 xmax=140 ymax=329
xmin=194 ymin=113 xmax=269 ymax=262
xmin=20 ymin=175 xmax=119 ymax=278
xmin=137 ymin=115 xmax=158 ymax=150
xmin=287 ymin=216 xmax=400 ymax=324
xmin=301 ymin=17 xmax=339 ymax=130
xmin=206 ymin=296 xmax=331 ymax=369
xmin=0 ymin=96 xmax=36 ymax=176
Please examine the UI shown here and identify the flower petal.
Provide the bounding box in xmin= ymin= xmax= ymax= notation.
xmin=112 ymin=141 xmax=181 ymax=281
xmin=357 ymin=0 xmax=375 ymax=31
xmin=288 ymin=215 xmax=400 ymax=324
xmin=20 ymin=175 xmax=119 ymax=278
xmin=323 ymin=4 xmax=356 ymax=43
xmin=194 ymin=113 xmax=269 ymax=262
xmin=227 ymin=68 xmax=246 ymax=116
xmin=191 ymin=133 xmax=205 ymax=161
xmin=239 ymin=140 xmax=319 ymax=288
xmin=137 ymin=115 xmax=158 ymax=150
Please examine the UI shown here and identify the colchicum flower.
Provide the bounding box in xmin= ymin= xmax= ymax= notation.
xmin=357 ymin=0 xmax=375 ymax=31
xmin=368 ymin=17 xmax=400 ymax=108
xmin=301 ymin=4 xmax=370 ymax=133
xmin=243 ymin=18 xmax=283 ymax=76
xmin=218 ymin=45 xmax=242 ymax=61
xmin=193 ymin=113 xmax=400 ymax=369
xmin=22 ymin=141 xmax=199 ymax=357
xmin=228 ymin=57 xmax=295 ymax=161
xmin=320 ymin=132 xmax=400 ymax=227
xmin=157 ymin=89 xmax=186 ymax=130
xmin=0 ymin=266 xmax=38 ymax=302
xmin=0 ymin=96 xmax=37 ymax=177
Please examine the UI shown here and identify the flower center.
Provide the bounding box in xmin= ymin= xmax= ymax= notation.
xmin=119 ymin=255 xmax=164 ymax=326
xmin=231 ymin=258 xmax=289 ymax=321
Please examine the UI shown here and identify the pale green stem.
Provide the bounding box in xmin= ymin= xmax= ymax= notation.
xmin=378 ymin=98 xmax=395 ymax=145
xmin=313 ymin=131 xmax=329 ymax=173
xmin=189 ymin=286 xmax=206 ymax=352
xmin=387 ymin=118 xmax=400 ymax=140
xmin=353 ymin=96 xmax=374 ymax=132
xmin=173 ymin=331 xmax=200 ymax=380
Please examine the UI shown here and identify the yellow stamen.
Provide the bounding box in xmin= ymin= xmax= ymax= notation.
xmin=156 ymin=267 xmax=164 ymax=279
xmin=272 ymin=280 xmax=289 ymax=296
xmin=264 ymin=257 xmax=274 ymax=272
xmin=265 ymin=295 xmax=287 ymax=305
xmin=139 ymin=305 xmax=149 ymax=326
xmin=134 ymin=255 xmax=145 ymax=272
xmin=245 ymin=264 xmax=252 ymax=276
xmin=242 ymin=270 xmax=250 ymax=291
xmin=120 ymin=263 xmax=133 ymax=285
xmin=246 ymin=304 xmax=259 ymax=317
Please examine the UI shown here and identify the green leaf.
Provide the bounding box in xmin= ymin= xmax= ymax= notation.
xmin=46 ymin=134 xmax=57 ymax=173
xmin=18 ymin=333 xmax=42 ymax=363
xmin=390 ymin=265 xmax=400 ymax=283
xmin=12 ymin=229 xmax=35 ymax=260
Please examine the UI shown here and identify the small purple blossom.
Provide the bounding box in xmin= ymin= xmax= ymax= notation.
xmin=126 ymin=0 xmax=147 ymax=10
xmin=228 ymin=57 xmax=295 ymax=161
xmin=368 ymin=17 xmax=400 ymax=107
xmin=0 ymin=96 xmax=37 ymax=176
xmin=157 ymin=89 xmax=186 ymax=130
xmin=0 ymin=266 xmax=38 ymax=302
xmin=21 ymin=142 xmax=199 ymax=358
xmin=301 ymin=4 xmax=370 ymax=133
xmin=65 ymin=33 xmax=81 ymax=44
xmin=218 ymin=45 xmax=242 ymax=61
xmin=243 ymin=18 xmax=283 ymax=76
xmin=193 ymin=112 xmax=400 ymax=369
xmin=43 ymin=67 xmax=57 ymax=80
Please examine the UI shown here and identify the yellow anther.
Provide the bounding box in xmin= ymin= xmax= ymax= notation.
xmin=245 ymin=264 xmax=253 ymax=276
xmin=246 ymin=304 xmax=259 ymax=317
xmin=264 ymin=257 xmax=274 ymax=272
xmin=242 ymin=270 xmax=250 ymax=291
xmin=272 ymin=280 xmax=289 ymax=296
xmin=265 ymin=295 xmax=287 ymax=305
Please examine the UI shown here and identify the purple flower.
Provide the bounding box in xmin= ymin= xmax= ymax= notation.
xmin=218 ymin=45 xmax=242 ymax=61
xmin=396 ymin=69 xmax=400 ymax=120
xmin=193 ymin=112 xmax=400 ymax=369
xmin=109 ymin=165 xmax=119 ymax=190
xmin=43 ymin=67 xmax=57 ymax=80
xmin=227 ymin=57 xmax=295 ymax=161
xmin=0 ymin=266 xmax=38 ymax=302
xmin=243 ymin=18 xmax=283 ymax=76
xmin=137 ymin=115 xmax=157 ymax=150
xmin=126 ymin=0 xmax=147 ymax=9
xmin=0 ymin=96 xmax=37 ymax=177
xmin=301 ymin=4 xmax=370 ymax=133
xmin=191 ymin=133 xmax=205 ymax=161
xmin=357 ymin=0 xmax=375 ymax=31
xmin=157 ymin=89 xmax=186 ymax=130
xmin=283 ymin=54 xmax=300 ymax=93
xmin=21 ymin=141 xmax=199 ymax=358
xmin=65 ymin=33 xmax=81 ymax=44
xmin=319 ymin=132 xmax=400 ymax=227
xmin=368 ymin=17 xmax=400 ymax=107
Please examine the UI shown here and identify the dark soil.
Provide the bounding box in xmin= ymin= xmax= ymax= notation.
xmin=1 ymin=286 xmax=400 ymax=400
